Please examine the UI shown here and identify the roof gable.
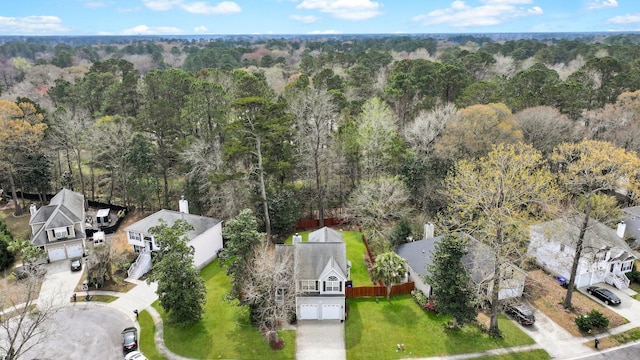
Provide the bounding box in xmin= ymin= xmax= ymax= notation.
xmin=294 ymin=241 xmax=347 ymax=280
xmin=308 ymin=227 xmax=344 ymax=243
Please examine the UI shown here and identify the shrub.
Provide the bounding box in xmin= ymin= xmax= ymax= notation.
xmin=424 ymin=299 xmax=437 ymax=312
xmin=625 ymin=270 xmax=640 ymax=283
xmin=575 ymin=310 xmax=610 ymax=333
xmin=411 ymin=289 xmax=428 ymax=308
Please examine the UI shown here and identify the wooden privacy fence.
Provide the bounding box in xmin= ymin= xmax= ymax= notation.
xmin=346 ymin=282 xmax=415 ymax=298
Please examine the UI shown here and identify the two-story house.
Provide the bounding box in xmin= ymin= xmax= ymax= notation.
xmin=124 ymin=197 xmax=223 ymax=279
xmin=528 ymin=215 xmax=636 ymax=289
xmin=277 ymin=227 xmax=349 ymax=321
xmin=29 ymin=188 xmax=86 ymax=262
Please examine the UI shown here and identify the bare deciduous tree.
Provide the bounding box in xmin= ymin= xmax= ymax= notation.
xmin=514 ymin=106 xmax=583 ymax=155
xmin=0 ymin=274 xmax=61 ymax=360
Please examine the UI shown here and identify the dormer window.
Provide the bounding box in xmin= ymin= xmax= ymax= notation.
xmin=324 ymin=276 xmax=342 ymax=292
xmin=54 ymin=227 xmax=69 ymax=239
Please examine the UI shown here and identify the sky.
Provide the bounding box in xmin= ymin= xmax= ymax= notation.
xmin=1 ymin=0 xmax=640 ymax=36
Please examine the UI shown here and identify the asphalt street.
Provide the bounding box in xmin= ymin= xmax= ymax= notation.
xmin=20 ymin=304 xmax=136 ymax=360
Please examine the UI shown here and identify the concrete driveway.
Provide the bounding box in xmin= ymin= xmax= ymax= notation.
xmin=20 ymin=304 xmax=136 ymax=360
xmin=38 ymin=258 xmax=85 ymax=309
xmin=296 ymin=320 xmax=346 ymax=360
xmin=580 ymin=283 xmax=640 ymax=324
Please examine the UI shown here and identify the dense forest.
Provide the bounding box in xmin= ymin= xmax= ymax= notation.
xmin=2 ymin=33 xmax=640 ymax=247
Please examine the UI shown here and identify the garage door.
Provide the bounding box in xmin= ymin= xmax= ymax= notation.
xmin=321 ymin=304 xmax=343 ymax=320
xmin=66 ymin=244 xmax=84 ymax=258
xmin=48 ymin=247 xmax=66 ymax=262
xmin=299 ymin=304 xmax=318 ymax=320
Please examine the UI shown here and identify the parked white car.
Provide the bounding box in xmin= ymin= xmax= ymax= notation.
xmin=124 ymin=350 xmax=148 ymax=360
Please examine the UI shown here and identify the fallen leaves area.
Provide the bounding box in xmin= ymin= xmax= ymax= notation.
xmin=526 ymin=269 xmax=627 ymax=337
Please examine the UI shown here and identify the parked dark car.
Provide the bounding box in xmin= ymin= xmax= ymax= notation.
xmin=587 ymin=286 xmax=621 ymax=306
xmin=121 ymin=327 xmax=138 ymax=354
xmin=506 ymin=303 xmax=536 ymax=325
xmin=70 ymin=257 xmax=82 ymax=272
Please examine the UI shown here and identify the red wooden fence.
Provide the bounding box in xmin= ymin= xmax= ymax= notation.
xmin=346 ymin=282 xmax=415 ymax=298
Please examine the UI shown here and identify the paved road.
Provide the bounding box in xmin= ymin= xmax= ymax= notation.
xmin=21 ymin=304 xmax=136 ymax=360
xmin=572 ymin=341 xmax=640 ymax=359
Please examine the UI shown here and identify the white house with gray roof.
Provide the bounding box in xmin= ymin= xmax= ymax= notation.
xmin=277 ymin=227 xmax=349 ymax=321
xmin=528 ymin=215 xmax=636 ymax=289
xmin=29 ymin=188 xmax=86 ymax=262
xmin=396 ymin=225 xmax=526 ymax=301
xmin=124 ymin=198 xmax=222 ymax=279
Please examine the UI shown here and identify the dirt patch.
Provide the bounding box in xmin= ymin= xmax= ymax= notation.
xmin=111 ymin=210 xmax=153 ymax=254
xmin=526 ymin=269 xmax=627 ymax=337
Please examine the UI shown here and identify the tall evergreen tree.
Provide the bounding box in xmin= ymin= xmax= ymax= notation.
xmin=425 ymin=233 xmax=476 ymax=329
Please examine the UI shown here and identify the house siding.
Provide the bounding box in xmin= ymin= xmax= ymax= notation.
xmin=189 ymin=222 xmax=223 ymax=270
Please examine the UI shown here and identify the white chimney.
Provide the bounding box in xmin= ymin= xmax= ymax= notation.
xmin=29 ymin=203 xmax=37 ymax=218
xmin=424 ymin=223 xmax=434 ymax=240
xmin=178 ymin=196 xmax=189 ymax=214
xmin=617 ymin=222 xmax=626 ymax=238
xmin=293 ymin=233 xmax=302 ymax=243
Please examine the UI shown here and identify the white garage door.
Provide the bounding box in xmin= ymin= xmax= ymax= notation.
xmin=321 ymin=304 xmax=343 ymax=320
xmin=66 ymin=244 xmax=84 ymax=258
xmin=299 ymin=304 xmax=319 ymax=320
xmin=48 ymin=247 xmax=66 ymax=262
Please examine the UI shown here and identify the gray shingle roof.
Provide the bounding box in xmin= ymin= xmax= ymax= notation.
xmin=530 ymin=215 xmax=635 ymax=259
xmin=396 ymin=235 xmax=516 ymax=285
xmin=29 ymin=188 xmax=86 ymax=247
xmin=292 ymin=242 xmax=347 ymax=280
xmin=124 ymin=210 xmax=222 ymax=240
xmin=308 ymin=227 xmax=344 ymax=243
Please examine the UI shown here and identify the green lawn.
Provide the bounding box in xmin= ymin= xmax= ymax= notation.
xmin=156 ymin=262 xmax=295 ymax=359
xmin=0 ymin=208 xmax=32 ymax=241
xmin=346 ymin=295 xmax=538 ymax=360
xmin=285 ymin=230 xmax=371 ymax=285
xmin=139 ymin=310 xmax=168 ymax=360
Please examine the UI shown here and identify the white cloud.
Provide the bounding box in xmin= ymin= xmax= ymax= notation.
xmin=607 ymin=13 xmax=640 ymax=24
xmin=307 ymin=29 xmax=342 ymax=34
xmin=413 ymin=0 xmax=543 ymax=28
xmin=181 ymin=1 xmax=241 ymax=14
xmin=0 ymin=15 xmax=71 ymax=35
xmin=194 ymin=25 xmax=209 ymax=33
xmin=297 ymin=0 xmax=382 ymax=20
xmin=289 ymin=14 xmax=319 ymax=23
xmin=81 ymin=1 xmax=112 ymax=8
xmin=142 ymin=0 xmax=241 ymax=14
xmin=588 ymin=0 xmax=618 ymax=10
xmin=120 ymin=24 xmax=184 ymax=35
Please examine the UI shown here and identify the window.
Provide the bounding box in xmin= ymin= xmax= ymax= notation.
xmin=275 ymin=288 xmax=285 ymax=303
xmin=54 ymin=227 xmax=68 ymax=239
xmin=129 ymin=232 xmax=141 ymax=241
xmin=301 ymin=280 xmax=317 ymax=292
xmin=560 ymin=244 xmax=565 ymax=253
xmin=622 ymin=261 xmax=633 ymax=272
xmin=324 ymin=276 xmax=341 ymax=292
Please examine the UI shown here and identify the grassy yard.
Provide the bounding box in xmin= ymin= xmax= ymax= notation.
xmin=139 ymin=310 xmax=168 ymax=360
xmin=284 ymin=229 xmax=372 ymax=285
xmin=346 ymin=295 xmax=538 ymax=360
xmin=0 ymin=208 xmax=32 ymax=241
xmin=157 ymin=262 xmax=295 ymax=360
xmin=527 ymin=270 xmax=628 ymax=337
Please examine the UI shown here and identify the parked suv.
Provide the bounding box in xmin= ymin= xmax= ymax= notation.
xmin=506 ymin=303 xmax=535 ymax=326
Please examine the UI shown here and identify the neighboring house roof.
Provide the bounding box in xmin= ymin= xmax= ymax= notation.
xmin=622 ymin=206 xmax=640 ymax=244
xmin=396 ymin=237 xmax=442 ymax=277
xmin=124 ymin=210 xmax=222 ymax=240
xmin=308 ymin=227 xmax=344 ymax=243
xmin=29 ymin=188 xmax=86 ymax=247
xmin=531 ymin=215 xmax=636 ymax=261
xmin=396 ymin=235 xmax=523 ymax=285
